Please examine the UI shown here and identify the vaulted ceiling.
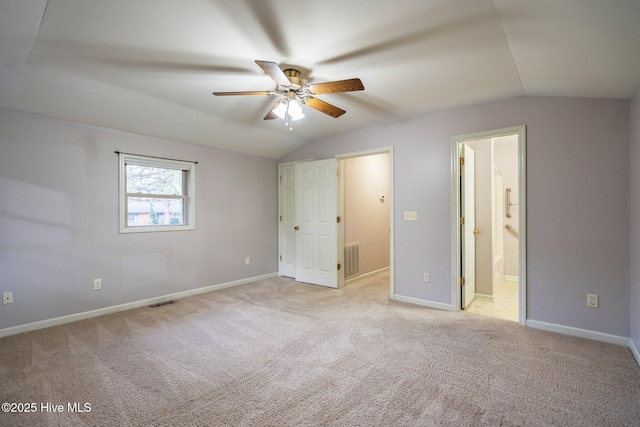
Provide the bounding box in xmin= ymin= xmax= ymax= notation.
xmin=1 ymin=0 xmax=639 ymax=159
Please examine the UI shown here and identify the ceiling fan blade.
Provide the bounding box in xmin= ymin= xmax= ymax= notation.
xmin=307 ymin=78 xmax=364 ymax=94
xmin=255 ymin=60 xmax=291 ymax=86
xmin=212 ymin=91 xmax=274 ymax=96
xmin=303 ymin=97 xmax=346 ymax=118
xmin=263 ymin=99 xmax=282 ymax=120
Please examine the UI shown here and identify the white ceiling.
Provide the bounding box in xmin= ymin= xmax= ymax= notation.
xmin=1 ymin=0 xmax=639 ymax=159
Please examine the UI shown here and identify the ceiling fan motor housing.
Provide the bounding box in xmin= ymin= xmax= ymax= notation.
xmin=283 ymin=69 xmax=305 ymax=88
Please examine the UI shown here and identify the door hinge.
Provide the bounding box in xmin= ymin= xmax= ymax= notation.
xmin=279 ymin=215 xmax=282 ymax=221
xmin=460 ymin=157 xmax=465 ymax=166
xmin=460 ymin=217 xmax=465 ymax=225
xmin=280 ymin=255 xmax=282 ymax=261
xmin=279 ymin=175 xmax=282 ymax=182
xmin=336 ymin=169 xmax=341 ymax=176
xmin=337 ymin=263 xmax=342 ymax=271
xmin=460 ymin=277 xmax=465 ymax=285
xmin=337 ymin=216 xmax=341 ymax=223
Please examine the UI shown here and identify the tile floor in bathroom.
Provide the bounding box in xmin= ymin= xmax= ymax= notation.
xmin=464 ymin=280 xmax=518 ymax=322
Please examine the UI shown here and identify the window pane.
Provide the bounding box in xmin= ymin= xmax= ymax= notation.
xmin=126 ymin=164 xmax=183 ymax=195
xmin=127 ymin=197 xmax=185 ymax=226
xmin=119 ymin=153 xmax=195 ymax=233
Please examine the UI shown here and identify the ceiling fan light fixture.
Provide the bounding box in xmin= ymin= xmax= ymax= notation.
xmin=273 ymin=97 xmax=305 ymax=130
xmin=273 ymin=99 xmax=288 ymax=120
xmin=288 ymin=99 xmax=305 ymax=121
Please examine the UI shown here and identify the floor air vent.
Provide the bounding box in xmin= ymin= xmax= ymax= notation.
xmin=150 ymin=300 xmax=175 ymax=308
xmin=344 ymin=242 xmax=360 ymax=280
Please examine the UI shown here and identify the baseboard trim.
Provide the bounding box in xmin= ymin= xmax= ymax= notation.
xmin=345 ymin=266 xmax=390 ymax=283
xmin=474 ymin=293 xmax=495 ymax=303
xmin=630 ymin=338 xmax=640 ymax=367
xmin=504 ymin=275 xmax=519 ymax=282
xmin=393 ymin=294 xmax=454 ymax=311
xmin=0 ymin=273 xmax=278 ymax=338
xmin=526 ymin=319 xmax=629 ymax=347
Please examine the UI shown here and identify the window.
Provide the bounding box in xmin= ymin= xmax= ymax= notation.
xmin=119 ymin=153 xmax=196 ymax=233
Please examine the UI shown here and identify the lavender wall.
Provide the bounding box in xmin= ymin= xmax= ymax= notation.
xmin=630 ymin=87 xmax=640 ymax=352
xmin=281 ymin=96 xmax=631 ymax=337
xmin=0 ymin=109 xmax=278 ymax=330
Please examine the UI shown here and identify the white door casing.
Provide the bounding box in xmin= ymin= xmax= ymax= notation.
xmin=461 ymin=144 xmax=476 ymax=309
xmin=278 ymin=164 xmax=296 ymax=278
xmin=294 ymin=159 xmax=338 ymax=288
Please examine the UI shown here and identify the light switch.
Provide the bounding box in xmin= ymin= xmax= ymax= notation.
xmin=404 ymin=211 xmax=418 ymax=221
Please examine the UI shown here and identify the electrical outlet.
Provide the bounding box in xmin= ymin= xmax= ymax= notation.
xmin=245 ymin=257 xmax=251 ymax=266
xmin=93 ymin=279 xmax=102 ymax=291
xmin=587 ymin=293 xmax=598 ymax=308
xmin=424 ymin=273 xmax=430 ymax=283
xmin=2 ymin=291 xmax=13 ymax=305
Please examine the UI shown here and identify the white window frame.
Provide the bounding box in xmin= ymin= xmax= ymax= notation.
xmin=118 ymin=153 xmax=196 ymax=233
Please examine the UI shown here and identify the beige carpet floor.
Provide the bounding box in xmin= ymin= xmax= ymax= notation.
xmin=1 ymin=271 xmax=639 ymax=426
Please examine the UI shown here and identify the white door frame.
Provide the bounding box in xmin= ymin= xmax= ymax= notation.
xmin=460 ymin=143 xmax=476 ymax=309
xmin=451 ymin=125 xmax=527 ymax=325
xmin=336 ymin=147 xmax=394 ymax=297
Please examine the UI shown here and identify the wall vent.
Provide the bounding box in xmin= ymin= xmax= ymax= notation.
xmin=344 ymin=242 xmax=360 ymax=280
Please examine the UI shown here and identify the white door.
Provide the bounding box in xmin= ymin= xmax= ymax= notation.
xmin=461 ymin=144 xmax=476 ymax=308
xmin=294 ymin=159 xmax=338 ymax=288
xmin=278 ymin=164 xmax=296 ymax=278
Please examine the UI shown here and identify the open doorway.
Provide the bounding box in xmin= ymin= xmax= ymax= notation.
xmin=278 ymin=147 xmax=394 ymax=296
xmin=451 ymin=126 xmax=526 ymax=325
xmin=338 ymin=151 xmax=392 ymax=291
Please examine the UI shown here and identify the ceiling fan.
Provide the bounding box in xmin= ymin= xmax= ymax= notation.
xmin=213 ymin=60 xmax=364 ymax=129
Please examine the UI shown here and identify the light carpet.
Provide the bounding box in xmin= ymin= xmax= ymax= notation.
xmin=1 ymin=271 xmax=639 ymax=426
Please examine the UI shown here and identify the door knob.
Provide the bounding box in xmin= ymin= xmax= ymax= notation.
xmin=294 ymin=226 xmax=299 ymax=231
xmin=473 ymin=229 xmax=479 ymax=235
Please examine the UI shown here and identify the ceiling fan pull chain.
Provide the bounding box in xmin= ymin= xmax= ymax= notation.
xmin=285 ymin=99 xmax=293 ymax=130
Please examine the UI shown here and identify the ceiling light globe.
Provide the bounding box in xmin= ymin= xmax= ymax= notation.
xmin=288 ymin=99 xmax=305 ymax=121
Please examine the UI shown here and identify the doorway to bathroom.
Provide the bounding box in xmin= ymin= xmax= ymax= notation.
xmin=451 ymin=125 xmax=526 ymax=325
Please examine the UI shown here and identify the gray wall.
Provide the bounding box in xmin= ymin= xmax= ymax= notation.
xmin=281 ymin=96 xmax=631 ymax=337
xmin=631 ymin=87 xmax=640 ymax=352
xmin=0 ymin=109 xmax=278 ymax=330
